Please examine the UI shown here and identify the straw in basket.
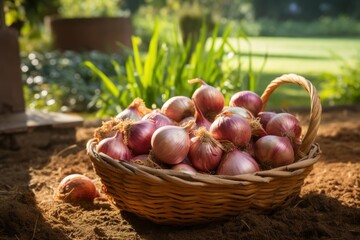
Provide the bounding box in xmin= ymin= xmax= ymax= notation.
xmin=87 ymin=74 xmax=322 ymax=225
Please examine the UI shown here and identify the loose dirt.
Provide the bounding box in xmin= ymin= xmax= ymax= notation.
xmin=0 ymin=108 xmax=359 ymax=240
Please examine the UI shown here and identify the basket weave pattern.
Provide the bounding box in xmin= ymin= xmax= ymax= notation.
xmin=87 ymin=74 xmax=322 ymax=224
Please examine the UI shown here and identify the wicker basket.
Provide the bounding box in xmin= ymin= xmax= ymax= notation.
xmin=87 ymin=74 xmax=322 ymax=225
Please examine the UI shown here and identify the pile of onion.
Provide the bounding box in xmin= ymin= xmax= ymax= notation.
xmin=93 ymin=80 xmax=304 ymax=176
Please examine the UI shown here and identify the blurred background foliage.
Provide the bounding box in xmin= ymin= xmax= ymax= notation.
xmin=2 ymin=0 xmax=360 ymax=116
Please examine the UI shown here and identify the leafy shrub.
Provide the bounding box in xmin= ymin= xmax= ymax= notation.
xmin=320 ymin=52 xmax=360 ymax=105
xmin=22 ymin=51 xmax=124 ymax=113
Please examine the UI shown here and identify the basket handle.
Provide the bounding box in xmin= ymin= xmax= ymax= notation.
xmin=260 ymin=74 xmax=322 ymax=158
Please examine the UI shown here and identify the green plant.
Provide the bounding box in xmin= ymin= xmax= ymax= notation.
xmin=85 ymin=21 xmax=266 ymax=117
xmin=320 ymin=52 xmax=360 ymax=105
xmin=22 ymin=51 xmax=124 ymax=112
xmin=58 ymin=0 xmax=126 ymax=18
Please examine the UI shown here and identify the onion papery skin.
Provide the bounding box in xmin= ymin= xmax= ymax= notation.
xmin=130 ymin=154 xmax=149 ymax=162
xmin=55 ymin=174 xmax=100 ymax=203
xmin=258 ymin=111 xmax=277 ymax=129
xmin=221 ymin=106 xmax=254 ymax=121
xmin=216 ymin=150 xmax=260 ymax=176
xmin=222 ymin=107 xmax=267 ymax=138
xmin=229 ymin=91 xmax=263 ymax=117
xmin=189 ymin=78 xmax=225 ymax=122
xmin=172 ymin=163 xmax=197 ymax=175
xmin=266 ymin=113 xmax=302 ymax=146
xmin=124 ymin=120 xmax=156 ymax=155
xmin=161 ymin=96 xmax=195 ymax=122
xmin=142 ymin=111 xmax=174 ymax=129
xmin=179 ymin=116 xmax=196 ymax=127
xmin=194 ymin=100 xmax=212 ymax=130
xmin=116 ymin=98 xmax=150 ymax=121
xmin=254 ymin=135 xmax=295 ymax=168
xmin=96 ymin=131 xmax=134 ymax=161
xmin=188 ymin=130 xmax=223 ymax=172
xmin=151 ymin=124 xmax=193 ymax=165
xmin=210 ymin=113 xmax=252 ymax=147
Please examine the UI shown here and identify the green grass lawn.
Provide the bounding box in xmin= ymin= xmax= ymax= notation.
xmin=226 ymin=37 xmax=360 ymax=109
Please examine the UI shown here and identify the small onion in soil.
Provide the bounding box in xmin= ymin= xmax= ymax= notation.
xmin=55 ymin=174 xmax=100 ymax=203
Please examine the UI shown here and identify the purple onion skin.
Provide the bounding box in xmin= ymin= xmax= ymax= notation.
xmin=229 ymin=91 xmax=263 ymax=117
xmin=142 ymin=111 xmax=174 ymax=129
xmin=126 ymin=120 xmax=156 ymax=155
xmin=266 ymin=113 xmax=302 ymax=145
xmin=96 ymin=131 xmax=134 ymax=161
xmin=216 ymin=150 xmax=260 ymax=176
xmin=151 ymin=125 xmax=191 ymax=165
xmin=161 ymin=96 xmax=195 ymax=122
xmin=258 ymin=111 xmax=277 ymax=129
xmin=190 ymin=78 xmax=225 ymax=121
xmin=221 ymin=106 xmax=254 ymax=120
xmin=188 ymin=136 xmax=223 ymax=172
xmin=210 ymin=114 xmax=252 ymax=147
xmin=172 ymin=163 xmax=197 ymax=175
xmin=254 ymin=135 xmax=295 ymax=168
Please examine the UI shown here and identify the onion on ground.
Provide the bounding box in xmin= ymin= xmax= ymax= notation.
xmin=55 ymin=174 xmax=100 ymax=204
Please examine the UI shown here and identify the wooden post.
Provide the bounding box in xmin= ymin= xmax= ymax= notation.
xmin=0 ymin=0 xmax=25 ymax=114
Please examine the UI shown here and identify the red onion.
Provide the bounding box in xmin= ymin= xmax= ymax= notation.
xmin=266 ymin=113 xmax=302 ymax=147
xmin=229 ymin=91 xmax=263 ymax=116
xmin=55 ymin=174 xmax=100 ymax=203
xmin=244 ymin=138 xmax=256 ymax=157
xmin=122 ymin=120 xmax=156 ymax=155
xmin=194 ymin=100 xmax=212 ymax=130
xmin=188 ymin=128 xmax=223 ymax=172
xmin=222 ymin=107 xmax=267 ymax=137
xmin=254 ymin=135 xmax=295 ymax=168
xmin=161 ymin=96 xmax=195 ymax=122
xmin=258 ymin=111 xmax=277 ymax=129
xmin=221 ymin=106 xmax=254 ymax=121
xmin=179 ymin=116 xmax=196 ymax=127
xmin=116 ymin=98 xmax=151 ymax=120
xmin=216 ymin=150 xmax=260 ymax=176
xmin=142 ymin=110 xmax=174 ymax=128
xmin=210 ymin=112 xmax=252 ymax=147
xmin=151 ymin=121 xmax=194 ymax=165
xmin=172 ymin=163 xmax=197 ymax=175
xmin=96 ymin=131 xmax=134 ymax=160
xmin=188 ymin=78 xmax=225 ymax=121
